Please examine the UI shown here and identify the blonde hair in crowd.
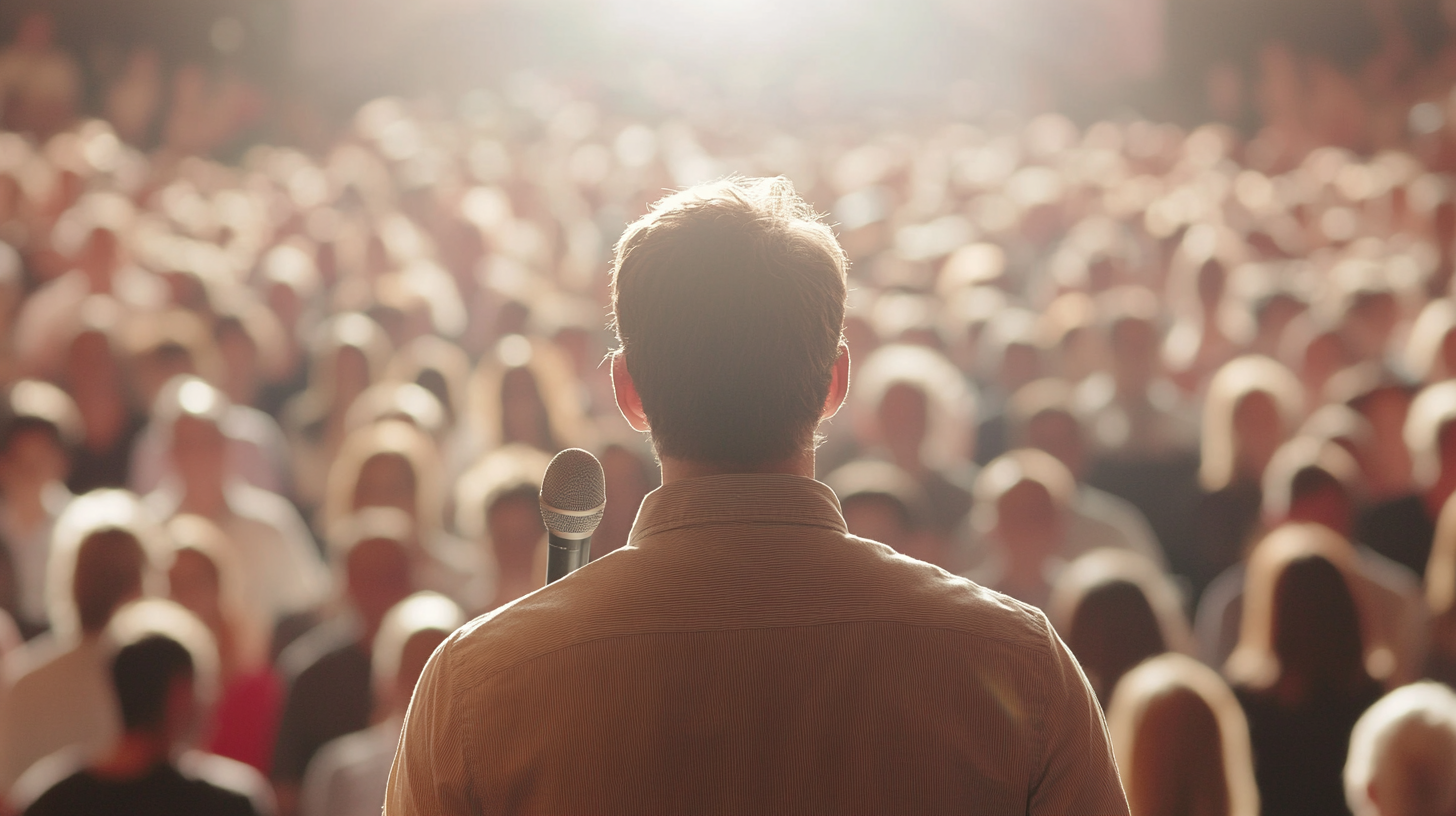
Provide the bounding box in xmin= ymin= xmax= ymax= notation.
xmin=1345 ymin=682 xmax=1456 ymax=816
xmin=45 ymin=489 xmax=169 ymax=641
xmin=1405 ymin=381 xmax=1456 ymax=491
xmin=1200 ymin=355 xmax=1303 ymax=492
xmin=1225 ymin=523 xmax=1383 ymax=690
xmin=1107 ymin=653 xmax=1260 ymax=816
xmin=322 ymin=419 xmax=445 ymax=545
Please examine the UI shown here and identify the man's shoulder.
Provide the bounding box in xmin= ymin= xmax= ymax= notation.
xmin=434 ymin=536 xmax=1056 ymax=695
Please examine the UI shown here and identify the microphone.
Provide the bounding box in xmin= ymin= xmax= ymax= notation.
xmin=540 ymin=448 xmax=606 ymax=585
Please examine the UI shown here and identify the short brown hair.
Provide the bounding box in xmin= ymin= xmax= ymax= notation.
xmin=611 ymin=177 xmax=847 ymax=464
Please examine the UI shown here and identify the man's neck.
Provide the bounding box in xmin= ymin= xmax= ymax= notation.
xmin=659 ymin=449 xmax=816 ymax=485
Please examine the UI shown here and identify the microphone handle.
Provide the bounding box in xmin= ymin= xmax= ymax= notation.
xmin=546 ymin=532 xmax=591 ymax=584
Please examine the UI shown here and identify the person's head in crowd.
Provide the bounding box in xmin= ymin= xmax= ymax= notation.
xmin=1097 ymin=286 xmax=1164 ymax=399
xmin=160 ymin=376 xmax=231 ymax=504
xmin=370 ymin=592 xmax=463 ymax=718
xmin=103 ymin=598 xmax=220 ymax=751
xmin=0 ymin=379 xmax=80 ymax=493
xmin=1344 ymin=682 xmax=1456 ymax=816
xmin=1406 ymin=380 xmax=1456 ymax=514
xmin=977 ymin=309 xmax=1044 ymax=397
xmin=61 ymin=299 xmax=132 ymax=425
xmin=1333 ymin=274 xmax=1401 ymax=364
xmin=1301 ymin=403 xmax=1375 ymax=462
xmin=824 ymin=460 xmax=930 ymax=563
xmin=367 ymin=274 xmax=435 ymax=350
xmin=1106 ymin=652 xmax=1260 ymax=816
xmin=1040 ymin=292 xmax=1104 ymax=384
xmin=1330 ymin=364 xmax=1416 ymax=501
xmin=608 ymin=178 xmax=848 ymax=472
xmin=971 ymin=449 xmax=1075 ymax=603
xmin=46 ymin=489 xmax=168 ymax=641
xmin=470 ymin=334 xmax=587 ymax=454
xmin=1009 ymin=378 xmax=1090 ymax=481
xmin=165 ymin=514 xmax=268 ymax=676
xmin=52 ymin=194 xmax=133 ymax=289
xmin=342 ymin=381 xmax=447 ymax=442
xmin=1249 ymin=289 xmax=1307 ymax=360
xmin=212 ymin=296 xmax=286 ymax=409
xmin=257 ymin=241 xmax=322 ymax=362
xmin=455 ymin=445 xmax=551 ymax=610
xmin=387 ymin=335 xmax=471 ymax=429
xmin=1048 ymin=549 xmax=1192 ymax=705
xmin=324 ymin=420 xmax=444 ymax=543
xmin=1261 ymin=436 xmax=1362 ymax=538
xmin=1402 ymin=299 xmax=1456 ymax=384
xmin=1166 ymin=226 xmax=1237 ymax=322
xmin=1200 ymin=356 xmax=1303 ymax=492
xmin=125 ymin=309 xmax=225 ymax=410
xmin=1226 ymin=523 xmax=1378 ymax=702
xmin=595 ymin=439 xmax=658 ymax=558
xmin=327 ymin=508 xmax=417 ymax=645
xmin=853 ymin=343 xmax=975 ymax=472
xmin=1280 ymin=315 xmax=1352 ymax=410
xmin=939 ymin=285 xmax=1005 ymax=375
xmin=289 ymin=312 xmax=392 ymax=434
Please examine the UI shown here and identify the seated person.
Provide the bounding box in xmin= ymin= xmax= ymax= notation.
xmin=299 ymin=592 xmax=463 ymax=816
xmin=16 ymin=599 xmax=272 ymax=815
xmin=1344 ymin=681 xmax=1456 ymax=816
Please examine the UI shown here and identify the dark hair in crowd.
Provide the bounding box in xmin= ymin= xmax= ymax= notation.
xmin=112 ymin=633 xmax=193 ymax=732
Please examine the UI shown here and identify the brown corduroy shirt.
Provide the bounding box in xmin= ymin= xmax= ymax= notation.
xmin=385 ymin=474 xmax=1128 ymax=815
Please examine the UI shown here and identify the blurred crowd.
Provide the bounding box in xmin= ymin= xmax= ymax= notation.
xmin=2 ymin=12 xmax=1456 ymax=816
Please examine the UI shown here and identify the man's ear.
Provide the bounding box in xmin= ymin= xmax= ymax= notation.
xmin=611 ymin=351 xmax=651 ymax=432
xmin=821 ymin=343 xmax=850 ymax=420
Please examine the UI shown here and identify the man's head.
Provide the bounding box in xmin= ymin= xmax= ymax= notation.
xmin=106 ymin=599 xmax=219 ymax=747
xmin=112 ymin=634 xmax=195 ymax=737
xmin=610 ymin=177 xmax=848 ymax=466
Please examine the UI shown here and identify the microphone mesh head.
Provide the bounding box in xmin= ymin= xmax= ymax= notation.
xmin=540 ymin=448 xmax=606 ymax=537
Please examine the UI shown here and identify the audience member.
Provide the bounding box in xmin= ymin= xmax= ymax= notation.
xmin=271 ymin=511 xmax=416 ymax=816
xmin=145 ymin=377 xmax=328 ymax=623
xmin=15 ymin=599 xmax=273 ymax=816
xmin=166 ymin=514 xmax=282 ymax=775
xmin=1106 ymin=652 xmax=1260 ymax=816
xmin=1227 ymin=524 xmax=1386 ymax=816
xmin=964 ymin=448 xmax=1078 ymax=609
xmin=299 ymin=592 xmax=463 ymax=816
xmin=1048 ymin=548 xmax=1193 ymax=704
xmin=1344 ymin=681 xmax=1456 ymax=816
xmin=0 ymin=380 xmax=78 ymax=636
xmin=0 ymin=490 xmax=166 ymax=792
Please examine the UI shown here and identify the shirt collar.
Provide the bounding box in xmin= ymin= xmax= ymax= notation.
xmin=628 ymin=473 xmax=846 ymax=546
